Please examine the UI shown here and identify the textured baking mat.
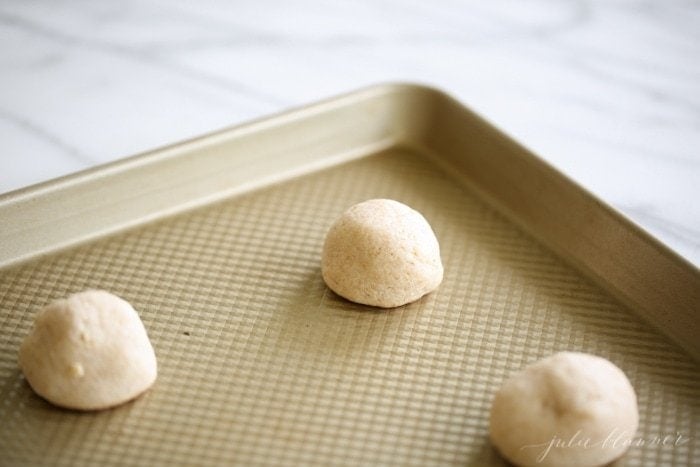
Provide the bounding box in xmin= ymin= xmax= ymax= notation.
xmin=0 ymin=147 xmax=697 ymax=466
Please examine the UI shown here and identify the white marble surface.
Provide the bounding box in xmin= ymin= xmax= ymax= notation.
xmin=1 ymin=0 xmax=699 ymax=267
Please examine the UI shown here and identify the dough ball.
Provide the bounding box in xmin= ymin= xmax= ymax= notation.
xmin=321 ymin=199 xmax=443 ymax=308
xmin=18 ymin=290 xmax=157 ymax=411
xmin=489 ymin=352 xmax=638 ymax=467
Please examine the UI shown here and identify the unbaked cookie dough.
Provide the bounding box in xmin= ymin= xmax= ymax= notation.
xmin=489 ymin=352 xmax=638 ymax=467
xmin=18 ymin=290 xmax=157 ymax=411
xmin=321 ymin=199 xmax=443 ymax=308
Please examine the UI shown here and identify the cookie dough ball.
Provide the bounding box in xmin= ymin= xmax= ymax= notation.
xmin=18 ymin=290 xmax=157 ymax=411
xmin=489 ymin=352 xmax=638 ymax=467
xmin=321 ymin=199 xmax=443 ymax=308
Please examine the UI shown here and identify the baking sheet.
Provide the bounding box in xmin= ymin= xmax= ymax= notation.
xmin=0 ymin=85 xmax=698 ymax=466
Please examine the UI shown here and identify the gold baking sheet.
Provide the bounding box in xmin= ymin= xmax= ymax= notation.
xmin=0 ymin=84 xmax=698 ymax=466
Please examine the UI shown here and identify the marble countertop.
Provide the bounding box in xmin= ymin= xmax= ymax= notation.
xmin=1 ymin=1 xmax=698 ymax=267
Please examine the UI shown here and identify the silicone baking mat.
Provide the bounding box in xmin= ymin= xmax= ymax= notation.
xmin=0 ymin=147 xmax=697 ymax=466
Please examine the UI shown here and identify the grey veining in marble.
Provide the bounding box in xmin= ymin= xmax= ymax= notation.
xmin=1 ymin=0 xmax=699 ymax=266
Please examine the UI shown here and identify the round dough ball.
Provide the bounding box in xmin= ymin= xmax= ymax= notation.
xmin=18 ymin=290 xmax=157 ymax=411
xmin=489 ymin=352 xmax=638 ymax=467
xmin=321 ymin=199 xmax=443 ymax=308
